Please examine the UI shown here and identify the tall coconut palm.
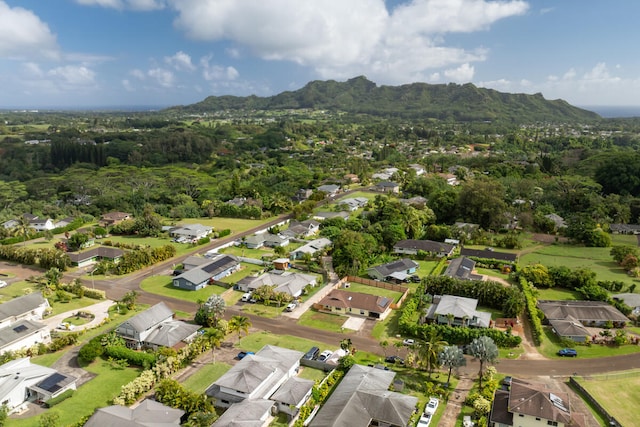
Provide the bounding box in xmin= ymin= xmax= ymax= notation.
xmin=229 ymin=315 xmax=251 ymax=339
xmin=418 ymin=328 xmax=447 ymax=378
xmin=204 ymin=328 xmax=224 ymax=364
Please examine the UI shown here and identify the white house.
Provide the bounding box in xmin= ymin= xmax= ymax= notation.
xmin=0 ymin=292 xmax=50 ymax=329
xmin=0 ymin=358 xmax=77 ymax=414
xmin=290 ymin=238 xmax=332 ymax=260
xmin=236 ymin=271 xmax=317 ymax=298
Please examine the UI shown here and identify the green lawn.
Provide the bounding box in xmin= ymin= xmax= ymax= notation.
xmin=179 ymin=217 xmax=275 ymax=234
xmin=342 ymin=283 xmax=404 ymax=303
xmin=415 ymin=260 xmax=441 ymax=276
xmin=539 ymin=326 xmax=640 ymax=359
xmin=519 ymin=243 xmax=637 ymax=286
xmin=217 ymin=262 xmax=265 ymax=284
xmin=10 ymin=361 xmax=142 ymax=427
xmin=576 ymin=370 xmax=640 ymax=427
xmin=240 ymin=301 xmax=287 ymax=318
xmin=140 ymin=275 xmax=227 ymax=302
xmin=297 ymin=309 xmax=354 ymax=333
xmin=181 ymin=362 xmax=231 ymax=394
xmin=535 ymin=287 xmax=582 ymax=300
xmin=219 ymin=245 xmax=276 ymax=259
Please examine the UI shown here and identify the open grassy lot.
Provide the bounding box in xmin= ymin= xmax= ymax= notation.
xmin=9 ymin=361 xmax=142 ymax=427
xmin=415 ymin=260 xmax=440 ymax=276
xmin=539 ymin=326 xmax=640 ymax=359
xmin=343 ymin=282 xmax=405 ymax=303
xmin=519 ymin=242 xmax=637 ymax=286
xmin=182 ymin=362 xmax=231 ymax=394
xmin=239 ymin=301 xmax=287 ymax=318
xmin=576 ymin=370 xmax=640 ymax=427
xmin=218 ymin=245 xmax=276 ymax=259
xmin=297 ymin=309 xmax=354 ymax=333
xmin=535 ymin=287 xmax=582 ymax=300
xmin=0 ymin=280 xmax=100 ymax=315
xmin=140 ymin=275 xmax=227 ymax=302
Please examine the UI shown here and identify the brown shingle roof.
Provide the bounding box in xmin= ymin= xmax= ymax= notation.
xmin=508 ymin=378 xmax=571 ymax=424
xmin=318 ymin=289 xmax=392 ymax=314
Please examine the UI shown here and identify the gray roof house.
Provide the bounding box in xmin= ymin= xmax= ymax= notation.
xmin=425 ymin=295 xmax=492 ymax=328
xmin=182 ymin=255 xmax=210 ymax=271
xmin=206 ymin=345 xmax=305 ymax=409
xmin=538 ymin=300 xmax=628 ymax=341
xmin=317 ymin=184 xmax=340 ymax=196
xmin=374 ymin=181 xmax=400 ymax=193
xmin=335 ymin=197 xmax=369 ymax=211
xmin=312 ymin=211 xmax=351 ymax=221
xmin=212 ymin=399 xmax=275 ymax=427
xmin=459 ymin=248 xmax=517 ymax=263
xmin=282 ymin=220 xmax=320 ymax=239
xmin=444 ymin=257 xmax=483 ymax=281
xmin=613 ymin=293 xmax=640 ymax=316
xmin=0 ymin=319 xmax=51 ymax=355
xmin=115 ymin=302 xmax=200 ymax=350
xmin=85 ymin=399 xmax=184 ymax=427
xmin=393 ymin=239 xmax=455 ymax=257
xmin=290 ymin=238 xmax=332 ymax=260
xmin=236 ymin=271 xmax=317 ymax=297
xmin=309 ymin=364 xmax=418 ymax=427
xmin=173 ymin=254 xmax=240 ymax=290
xmin=0 ymin=292 xmax=50 ymax=329
xmin=0 ymin=358 xmax=77 ymax=414
xmin=366 ymin=258 xmax=419 ymax=282
xmin=169 ymin=223 xmax=213 ymax=241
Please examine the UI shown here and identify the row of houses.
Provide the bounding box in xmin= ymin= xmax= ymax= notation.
xmin=206 ymin=345 xmax=419 ymax=427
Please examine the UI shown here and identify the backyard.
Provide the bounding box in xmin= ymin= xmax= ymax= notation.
xmin=575 ymin=370 xmax=640 ymax=427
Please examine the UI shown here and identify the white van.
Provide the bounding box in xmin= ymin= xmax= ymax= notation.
xmin=241 ymin=292 xmax=252 ymax=302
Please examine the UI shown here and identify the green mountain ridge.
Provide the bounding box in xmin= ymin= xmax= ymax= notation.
xmin=167 ymin=76 xmax=601 ymax=123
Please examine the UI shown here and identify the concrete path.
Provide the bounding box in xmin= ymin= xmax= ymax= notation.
xmin=42 ymin=299 xmax=115 ymax=331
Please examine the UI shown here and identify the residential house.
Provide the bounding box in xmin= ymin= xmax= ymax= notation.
xmin=282 ymin=220 xmax=320 ymax=239
xmin=610 ymin=223 xmax=640 ymax=234
xmin=292 ymin=188 xmax=313 ymax=203
xmin=537 ymin=300 xmax=628 ymax=342
xmin=173 ymin=254 xmax=240 ymax=291
xmin=438 ymin=172 xmax=459 ymax=185
xmin=374 ymin=181 xmax=400 ymax=193
xmin=424 ymin=295 xmax=492 ymax=328
xmin=309 ymin=364 xmax=418 ymax=427
xmin=264 ymin=234 xmax=290 ymax=248
xmin=169 ymin=223 xmax=213 ymax=241
xmin=316 ymin=184 xmax=340 ymax=197
xmin=372 ymin=167 xmax=398 ymax=181
xmin=115 ymin=302 xmax=200 ymax=350
xmin=409 ymin=164 xmax=425 ymax=176
xmin=236 ymin=271 xmax=316 ymax=298
xmin=489 ymin=378 xmax=578 ymax=427
xmin=335 ymin=197 xmax=369 ymax=211
xmin=460 ymin=248 xmax=518 ymax=264
xmin=312 ymin=211 xmax=350 ymax=221
xmin=206 ymin=345 xmax=309 ymax=409
xmin=0 ymin=319 xmax=51 ymax=355
xmin=343 ymin=173 xmax=360 ymax=183
xmin=53 ymin=216 xmax=75 ymax=229
xmin=316 ymin=289 xmax=393 ymax=320
xmin=244 ymin=233 xmax=267 ymax=249
xmin=67 ymin=246 xmax=124 ymax=268
xmin=213 ymin=399 xmax=275 ymax=427
xmin=454 ymin=222 xmax=480 ymax=238
xmin=612 ymin=293 xmax=640 ymax=316
xmin=99 ymin=211 xmax=132 ymax=227
xmin=366 ymin=258 xmax=419 ymax=282
xmin=29 ymin=217 xmax=55 ymax=232
xmin=272 ymin=258 xmax=290 ymax=271
xmin=85 ymin=399 xmax=184 ymax=427
xmin=1 ymin=219 xmax=19 ymax=229
xmin=289 ymin=238 xmax=332 ymax=260
xmin=544 ymin=213 xmax=567 ymax=230
xmin=0 ymin=292 xmax=50 ymax=329
xmin=0 ymin=358 xmax=77 ymax=414
xmin=182 ymin=255 xmax=210 ymax=271
xmin=393 ymin=239 xmax=455 ymax=257
xmin=444 ymin=257 xmax=483 ymax=281
xmin=398 ymin=196 xmax=427 ymax=208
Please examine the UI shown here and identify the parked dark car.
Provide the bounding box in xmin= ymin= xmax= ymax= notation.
xmin=502 ymin=376 xmax=512 ymax=387
xmin=237 ymin=351 xmax=255 ymax=360
xmin=172 ymin=269 xmax=184 ymax=276
xmin=385 ymin=355 xmax=405 ymax=364
xmin=303 ymin=346 xmax=320 ymax=360
xmin=557 ymin=348 xmax=578 ymax=357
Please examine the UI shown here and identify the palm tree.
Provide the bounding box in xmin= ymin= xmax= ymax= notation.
xmin=380 ymin=340 xmax=389 ymax=357
xmin=438 ymin=345 xmax=467 ymax=384
xmin=229 ymin=315 xmax=251 ymax=339
xmin=469 ymin=336 xmax=499 ymax=389
xmin=418 ymin=329 xmax=448 ymax=378
xmin=12 ymin=215 xmax=31 ymax=247
xmin=204 ymin=328 xmax=224 ymax=364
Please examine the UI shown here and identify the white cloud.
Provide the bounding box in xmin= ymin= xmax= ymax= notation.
xmin=130 ymin=69 xmax=146 ymax=80
xmin=169 ymin=0 xmax=527 ymax=84
xmin=74 ymin=0 xmax=165 ymax=10
xmin=148 ymin=67 xmax=175 ymax=87
xmin=47 ymin=65 xmax=96 ymax=85
xmin=200 ymin=55 xmax=239 ymax=81
xmin=165 ymin=51 xmax=196 ymax=71
xmin=444 ymin=63 xmax=474 ymax=82
xmin=0 ymin=1 xmax=59 ymax=60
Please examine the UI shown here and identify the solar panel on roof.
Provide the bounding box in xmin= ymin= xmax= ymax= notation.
xmin=12 ymin=324 xmax=27 ymax=333
xmin=37 ymin=373 xmax=67 ymax=393
xmin=201 ymin=256 xmax=232 ymax=273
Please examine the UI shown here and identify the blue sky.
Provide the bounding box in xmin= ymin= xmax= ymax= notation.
xmin=1 ymin=0 xmax=640 ymax=109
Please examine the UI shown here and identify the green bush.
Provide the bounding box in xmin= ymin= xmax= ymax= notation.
xmin=44 ymin=390 xmax=74 ymax=408
xmin=518 ymin=277 xmax=543 ymax=346
xmin=104 ymin=345 xmax=156 ymax=367
xmin=78 ymin=337 xmax=104 ymax=364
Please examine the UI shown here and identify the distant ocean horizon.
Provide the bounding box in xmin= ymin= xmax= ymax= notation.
xmin=581 ymin=106 xmax=640 ymax=118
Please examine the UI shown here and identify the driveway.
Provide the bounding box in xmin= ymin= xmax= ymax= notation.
xmin=42 ymin=299 xmax=115 ymax=332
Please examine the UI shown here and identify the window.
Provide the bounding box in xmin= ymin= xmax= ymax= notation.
xmin=518 ymin=414 xmax=524 ymax=417
xmin=547 ymin=422 xmax=558 ymax=426
xmin=536 ymin=418 xmax=541 ymax=421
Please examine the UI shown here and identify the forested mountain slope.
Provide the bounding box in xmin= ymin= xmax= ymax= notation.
xmin=168 ymin=76 xmax=600 ymax=123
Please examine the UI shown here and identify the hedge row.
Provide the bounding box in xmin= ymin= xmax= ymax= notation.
xmin=44 ymin=390 xmax=74 ymax=408
xmin=517 ymin=277 xmax=543 ymax=346
xmin=104 ymin=345 xmax=156 ymax=367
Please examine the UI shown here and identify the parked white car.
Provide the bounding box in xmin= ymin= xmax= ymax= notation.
xmin=318 ymin=350 xmax=333 ymax=362
xmin=418 ymin=414 xmax=432 ymax=426
xmin=402 ymin=338 xmax=415 ymax=346
xmin=425 ymin=397 xmax=439 ymax=415
xmin=0 ymin=280 xmax=7 ymax=288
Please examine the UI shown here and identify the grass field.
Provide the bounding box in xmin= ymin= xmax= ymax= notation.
xmin=297 ymin=309 xmax=354 ymax=333
xmin=10 ymin=361 xmax=142 ymax=427
xmin=139 ymin=275 xmax=227 ymax=302
xmin=538 ymin=326 xmax=640 ymax=359
xmin=343 ymin=282 xmax=405 ymax=303
xmin=577 ymin=370 xmax=640 ymax=427
xmin=181 ymin=362 xmax=231 ymax=394
xmin=179 ymin=217 xmax=275 ymax=234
